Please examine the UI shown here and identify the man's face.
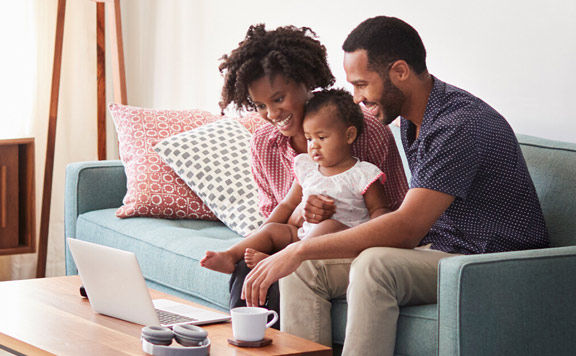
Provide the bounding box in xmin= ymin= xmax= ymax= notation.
xmin=344 ymin=50 xmax=405 ymax=125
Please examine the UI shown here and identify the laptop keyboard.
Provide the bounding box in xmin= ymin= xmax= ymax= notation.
xmin=156 ymin=309 xmax=197 ymax=325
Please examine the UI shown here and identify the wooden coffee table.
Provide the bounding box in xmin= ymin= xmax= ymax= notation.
xmin=0 ymin=276 xmax=331 ymax=356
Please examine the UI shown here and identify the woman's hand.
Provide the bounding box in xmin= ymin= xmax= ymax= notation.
xmin=303 ymin=194 xmax=336 ymax=223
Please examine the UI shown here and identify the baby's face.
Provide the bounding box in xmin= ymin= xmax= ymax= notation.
xmin=303 ymin=106 xmax=355 ymax=169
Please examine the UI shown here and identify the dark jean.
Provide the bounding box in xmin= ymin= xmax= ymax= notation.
xmin=229 ymin=259 xmax=281 ymax=330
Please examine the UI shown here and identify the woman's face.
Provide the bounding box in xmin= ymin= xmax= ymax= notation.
xmin=247 ymin=74 xmax=312 ymax=137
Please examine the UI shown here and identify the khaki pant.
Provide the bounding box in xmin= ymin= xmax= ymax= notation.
xmin=280 ymin=246 xmax=455 ymax=356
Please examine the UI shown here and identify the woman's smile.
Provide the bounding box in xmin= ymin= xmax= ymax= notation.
xmin=272 ymin=113 xmax=293 ymax=130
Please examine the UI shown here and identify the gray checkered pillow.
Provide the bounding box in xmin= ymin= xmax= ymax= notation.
xmin=154 ymin=119 xmax=265 ymax=236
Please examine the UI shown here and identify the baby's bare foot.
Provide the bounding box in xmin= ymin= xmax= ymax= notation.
xmin=244 ymin=248 xmax=270 ymax=269
xmin=200 ymin=250 xmax=236 ymax=274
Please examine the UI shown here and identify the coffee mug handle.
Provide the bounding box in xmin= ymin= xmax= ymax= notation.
xmin=265 ymin=310 xmax=279 ymax=329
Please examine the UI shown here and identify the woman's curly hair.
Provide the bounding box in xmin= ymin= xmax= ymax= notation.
xmin=219 ymin=24 xmax=335 ymax=112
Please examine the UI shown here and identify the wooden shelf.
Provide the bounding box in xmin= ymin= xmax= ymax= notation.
xmin=0 ymin=138 xmax=35 ymax=255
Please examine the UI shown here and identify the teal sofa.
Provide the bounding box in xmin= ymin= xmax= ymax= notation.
xmin=65 ymin=127 xmax=576 ymax=355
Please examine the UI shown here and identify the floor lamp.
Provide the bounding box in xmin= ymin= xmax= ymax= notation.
xmin=36 ymin=0 xmax=127 ymax=278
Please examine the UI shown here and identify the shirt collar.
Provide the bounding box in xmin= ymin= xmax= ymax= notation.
xmin=400 ymin=75 xmax=446 ymax=147
xmin=421 ymin=75 xmax=446 ymax=131
xmin=401 ymin=75 xmax=445 ymax=138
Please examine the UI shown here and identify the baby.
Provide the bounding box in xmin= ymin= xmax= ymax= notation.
xmin=200 ymin=88 xmax=390 ymax=273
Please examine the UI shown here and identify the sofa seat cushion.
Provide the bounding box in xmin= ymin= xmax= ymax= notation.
xmin=73 ymin=208 xmax=242 ymax=310
xmin=332 ymin=300 xmax=437 ymax=355
xmin=395 ymin=304 xmax=438 ymax=356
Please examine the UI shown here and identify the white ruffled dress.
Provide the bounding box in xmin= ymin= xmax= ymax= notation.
xmin=293 ymin=154 xmax=385 ymax=239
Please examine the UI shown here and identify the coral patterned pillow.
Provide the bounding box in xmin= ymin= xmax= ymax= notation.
xmin=109 ymin=103 xmax=264 ymax=220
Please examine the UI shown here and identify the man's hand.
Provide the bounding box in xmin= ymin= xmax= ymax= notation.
xmin=242 ymin=243 xmax=303 ymax=307
xmin=304 ymin=194 xmax=336 ymax=223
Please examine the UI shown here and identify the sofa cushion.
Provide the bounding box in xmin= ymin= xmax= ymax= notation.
xmin=517 ymin=134 xmax=576 ymax=247
xmin=110 ymin=103 xmax=220 ymax=220
xmin=75 ymin=208 xmax=242 ymax=310
xmin=392 ymin=126 xmax=576 ymax=247
xmin=155 ymin=119 xmax=265 ymax=237
xmin=395 ymin=304 xmax=438 ymax=356
xmin=109 ymin=104 xmax=266 ymax=221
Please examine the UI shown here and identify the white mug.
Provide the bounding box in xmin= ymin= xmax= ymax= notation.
xmin=230 ymin=307 xmax=278 ymax=342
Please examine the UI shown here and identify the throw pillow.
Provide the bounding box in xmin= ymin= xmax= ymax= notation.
xmin=110 ymin=103 xmax=221 ymax=219
xmin=154 ymin=119 xmax=265 ymax=236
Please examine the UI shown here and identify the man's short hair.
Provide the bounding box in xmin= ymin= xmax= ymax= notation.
xmin=342 ymin=16 xmax=427 ymax=75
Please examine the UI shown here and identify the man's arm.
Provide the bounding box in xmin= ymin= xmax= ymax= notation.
xmin=242 ymin=187 xmax=455 ymax=306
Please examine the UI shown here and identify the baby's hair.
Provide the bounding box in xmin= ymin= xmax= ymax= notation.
xmin=305 ymin=88 xmax=364 ymax=137
xmin=219 ymin=24 xmax=335 ymax=113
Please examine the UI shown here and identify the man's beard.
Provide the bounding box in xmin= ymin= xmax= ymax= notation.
xmin=379 ymin=76 xmax=405 ymax=126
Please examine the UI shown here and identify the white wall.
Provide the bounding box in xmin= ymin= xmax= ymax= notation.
xmin=121 ymin=0 xmax=576 ymax=143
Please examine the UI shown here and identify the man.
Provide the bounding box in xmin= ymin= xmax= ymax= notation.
xmin=242 ymin=16 xmax=549 ymax=355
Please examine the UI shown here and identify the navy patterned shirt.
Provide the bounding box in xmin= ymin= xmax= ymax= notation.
xmin=401 ymin=77 xmax=549 ymax=255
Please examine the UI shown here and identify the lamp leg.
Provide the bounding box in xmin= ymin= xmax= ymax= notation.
xmin=37 ymin=0 xmax=67 ymax=278
xmin=97 ymin=1 xmax=106 ymax=160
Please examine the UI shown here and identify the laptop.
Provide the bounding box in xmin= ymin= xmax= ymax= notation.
xmin=67 ymin=238 xmax=231 ymax=327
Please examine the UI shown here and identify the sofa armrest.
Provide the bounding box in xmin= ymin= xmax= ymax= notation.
xmin=65 ymin=160 xmax=126 ymax=239
xmin=65 ymin=160 xmax=126 ymax=275
xmin=438 ymin=246 xmax=576 ymax=356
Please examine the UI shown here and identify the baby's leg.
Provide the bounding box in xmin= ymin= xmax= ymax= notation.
xmin=200 ymin=222 xmax=298 ymax=273
xmin=243 ymin=223 xmax=299 ymax=268
xmin=305 ymin=219 xmax=349 ymax=239
xmin=200 ymin=251 xmax=237 ymax=274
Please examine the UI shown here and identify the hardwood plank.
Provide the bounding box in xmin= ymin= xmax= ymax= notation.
xmin=0 ymin=276 xmax=331 ymax=356
xmin=0 ymin=332 xmax=56 ymax=356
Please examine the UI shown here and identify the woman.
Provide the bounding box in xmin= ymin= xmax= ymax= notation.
xmin=218 ymin=24 xmax=408 ymax=328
